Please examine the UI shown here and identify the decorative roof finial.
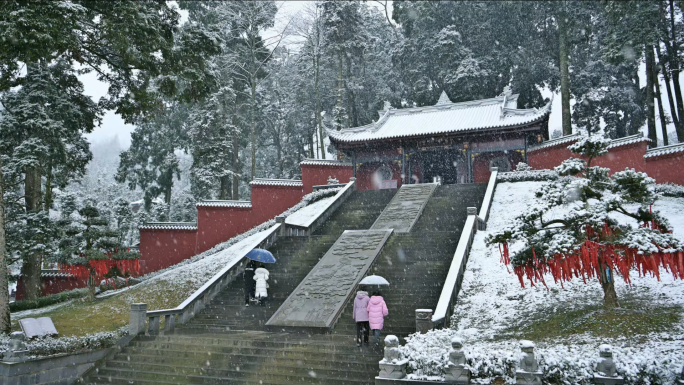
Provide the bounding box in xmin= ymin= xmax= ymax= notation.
xmin=436 ymin=91 xmax=452 ymax=105
xmin=500 ymin=85 xmax=513 ymax=97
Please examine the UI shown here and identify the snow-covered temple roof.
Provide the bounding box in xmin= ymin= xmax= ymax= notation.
xmin=328 ymin=90 xmax=552 ymax=144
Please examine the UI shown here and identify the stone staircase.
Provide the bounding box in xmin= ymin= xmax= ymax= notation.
xmin=83 ymin=185 xmax=486 ymax=384
xmin=84 ymin=189 xmax=396 ymax=385
xmin=333 ymin=184 xmax=488 ymax=338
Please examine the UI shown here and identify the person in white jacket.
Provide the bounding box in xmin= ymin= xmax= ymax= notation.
xmin=253 ymin=266 xmax=269 ymax=306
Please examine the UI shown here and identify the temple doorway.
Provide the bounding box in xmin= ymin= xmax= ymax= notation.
xmin=421 ymin=149 xmax=467 ymax=184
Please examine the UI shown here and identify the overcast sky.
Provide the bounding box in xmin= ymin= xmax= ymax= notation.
xmin=83 ymin=1 xmax=673 ymax=149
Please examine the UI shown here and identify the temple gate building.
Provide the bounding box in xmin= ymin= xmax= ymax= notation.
xmin=328 ymin=88 xmax=552 ymax=188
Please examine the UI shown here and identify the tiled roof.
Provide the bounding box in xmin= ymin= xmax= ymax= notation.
xmin=607 ymin=134 xmax=651 ymax=149
xmin=249 ymin=178 xmax=303 ymax=187
xmin=327 ymin=93 xmax=552 ymax=143
xmin=196 ymin=200 xmax=252 ymax=208
xmin=41 ymin=270 xmax=74 ymax=278
xmin=139 ymin=222 xmax=198 ymax=230
xmin=644 ymin=142 xmax=684 ymax=158
xmin=300 ymin=158 xmax=352 ymax=167
xmin=527 ymin=133 xmax=582 ymax=152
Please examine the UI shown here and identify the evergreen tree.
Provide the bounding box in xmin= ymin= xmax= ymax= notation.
xmin=0 ymin=1 xmax=219 ymax=301
xmin=488 ymin=136 xmax=683 ymax=309
xmin=116 ymin=111 xmax=183 ymax=209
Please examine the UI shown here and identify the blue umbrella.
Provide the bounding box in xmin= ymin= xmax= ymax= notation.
xmin=245 ymin=248 xmax=276 ymax=263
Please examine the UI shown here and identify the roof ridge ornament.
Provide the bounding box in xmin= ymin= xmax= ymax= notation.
xmin=499 ymin=85 xmax=513 ymax=97
xmin=436 ymin=91 xmax=452 ymax=105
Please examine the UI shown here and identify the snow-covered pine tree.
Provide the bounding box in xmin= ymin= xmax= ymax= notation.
xmin=488 ymin=136 xmax=683 ymax=309
xmin=116 ymin=113 xmax=183 ymax=210
xmin=0 ymin=60 xmax=100 ymax=301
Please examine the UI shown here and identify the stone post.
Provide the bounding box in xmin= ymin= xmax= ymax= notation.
xmin=515 ymin=340 xmax=542 ymax=385
xmin=445 ymin=337 xmax=470 ymax=384
xmin=415 ymin=309 xmax=433 ymax=334
xmin=275 ymin=215 xmax=287 ymax=236
xmin=677 ymin=365 xmax=684 ymax=385
xmin=378 ymin=335 xmax=407 ymax=379
xmin=467 ymin=207 xmax=477 ymax=216
xmin=490 ymin=166 xmax=499 ymax=173
xmin=593 ymin=345 xmax=624 ymax=385
xmin=164 ymin=314 xmax=175 ymax=332
xmin=129 ymin=303 xmax=147 ymax=335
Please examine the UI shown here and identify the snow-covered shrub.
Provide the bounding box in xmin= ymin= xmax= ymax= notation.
xmin=515 ymin=162 xmax=532 ymax=172
xmin=0 ymin=327 xmax=127 ymax=359
xmin=399 ymin=330 xmax=684 ymax=384
xmin=554 ymin=157 xmax=586 ymax=176
xmin=656 ymin=183 xmax=684 ymax=198
xmin=497 ymin=169 xmax=558 ymax=183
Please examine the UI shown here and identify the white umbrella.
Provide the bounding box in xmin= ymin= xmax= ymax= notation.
xmin=359 ymin=275 xmax=390 ymax=286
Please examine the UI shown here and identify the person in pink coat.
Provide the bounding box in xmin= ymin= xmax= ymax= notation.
xmin=366 ymin=291 xmax=389 ymax=345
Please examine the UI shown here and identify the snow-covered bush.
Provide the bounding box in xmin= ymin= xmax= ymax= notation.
xmin=515 ymin=162 xmax=532 ymax=172
xmin=497 ymin=169 xmax=558 ymax=183
xmin=400 ymin=329 xmax=684 ymax=384
xmin=0 ymin=327 xmax=127 ymax=359
xmin=656 ymin=183 xmax=684 ymax=198
xmin=10 ymin=288 xmax=89 ymax=312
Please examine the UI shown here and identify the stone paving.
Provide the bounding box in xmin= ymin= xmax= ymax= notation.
xmin=370 ymin=183 xmax=437 ymax=233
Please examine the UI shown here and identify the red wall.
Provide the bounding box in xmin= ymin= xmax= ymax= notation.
xmin=15 ymin=276 xmax=88 ymax=301
xmin=251 ymin=185 xmax=304 ymax=220
xmin=139 ymin=228 xmax=198 ymax=274
xmin=301 ymin=164 xmax=353 ymax=193
xmin=195 ymin=206 xmax=255 ymax=254
xmin=528 ymin=141 xmax=684 ymax=185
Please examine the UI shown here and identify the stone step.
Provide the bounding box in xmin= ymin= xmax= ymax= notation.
xmin=104 ymin=360 xmax=377 ymax=380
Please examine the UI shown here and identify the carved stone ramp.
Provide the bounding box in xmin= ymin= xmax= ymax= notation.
xmin=370 ymin=183 xmax=438 ymax=233
xmin=266 ymin=229 xmax=393 ymax=328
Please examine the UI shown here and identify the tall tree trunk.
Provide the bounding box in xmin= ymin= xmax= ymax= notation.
xmin=653 ymin=59 xmax=670 ymax=146
xmin=22 ymin=166 xmax=43 ymax=301
xmin=250 ymin=80 xmax=257 ymax=181
xmin=219 ymin=176 xmax=231 ymax=200
xmin=164 ymin=182 xmax=172 ymax=205
xmin=656 ymin=44 xmax=681 ymax=133
xmin=558 ymin=7 xmax=572 ymax=136
xmin=335 ymin=54 xmax=345 ymax=130
xmin=232 ymin=127 xmax=240 ymax=200
xmin=600 ymin=263 xmax=620 ymax=309
xmin=646 ymin=45 xmax=659 ymax=146
xmin=668 ymin=0 xmax=684 ymax=136
xmin=315 ymin=54 xmax=325 ymax=159
xmin=0 ymin=156 xmax=11 ymax=334
xmin=44 ymin=162 xmax=53 ymax=211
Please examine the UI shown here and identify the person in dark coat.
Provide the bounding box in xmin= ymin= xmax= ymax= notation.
xmin=244 ymin=261 xmax=256 ymax=306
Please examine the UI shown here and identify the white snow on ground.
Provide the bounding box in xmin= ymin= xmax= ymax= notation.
xmin=285 ymin=196 xmax=335 ymax=226
xmin=402 ymin=181 xmax=684 ymax=383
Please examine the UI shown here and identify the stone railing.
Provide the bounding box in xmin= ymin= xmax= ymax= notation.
xmin=477 ymin=167 xmax=498 ymax=230
xmin=278 ymin=179 xmax=356 ymax=237
xmin=429 ymin=168 xmax=498 ymax=329
xmin=129 ymin=224 xmax=280 ymax=335
xmin=375 ymin=338 xmax=630 ymax=385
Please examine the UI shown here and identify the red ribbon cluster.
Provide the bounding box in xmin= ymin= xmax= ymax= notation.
xmin=500 ymin=224 xmax=684 ymax=289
